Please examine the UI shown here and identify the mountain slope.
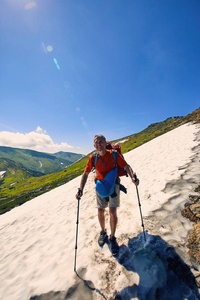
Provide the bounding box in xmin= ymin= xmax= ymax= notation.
xmin=0 ymin=147 xmax=84 ymax=175
xmin=0 ymin=107 xmax=199 ymax=215
xmin=0 ymin=157 xmax=40 ymax=183
xmin=1 ymin=122 xmax=200 ymax=300
xmin=53 ymin=151 xmax=84 ymax=163
xmin=115 ymin=108 xmax=200 ymax=153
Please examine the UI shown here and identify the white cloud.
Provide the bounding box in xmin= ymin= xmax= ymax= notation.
xmin=36 ymin=126 xmax=46 ymax=134
xmin=0 ymin=128 xmax=74 ymax=153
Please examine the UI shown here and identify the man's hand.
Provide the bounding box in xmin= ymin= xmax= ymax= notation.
xmin=124 ymin=165 xmax=139 ymax=186
xmin=132 ymin=174 xmax=139 ymax=186
xmin=76 ymin=188 xmax=83 ymax=200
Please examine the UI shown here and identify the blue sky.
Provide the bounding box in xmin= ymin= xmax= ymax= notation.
xmin=0 ymin=0 xmax=199 ymax=154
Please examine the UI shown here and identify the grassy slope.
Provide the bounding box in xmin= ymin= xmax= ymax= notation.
xmin=0 ymin=107 xmax=199 ymax=215
xmin=0 ymin=157 xmax=37 ymax=186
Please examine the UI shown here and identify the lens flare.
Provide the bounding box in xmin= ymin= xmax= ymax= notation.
xmin=25 ymin=2 xmax=37 ymax=10
xmin=64 ymin=81 xmax=70 ymax=88
xmin=41 ymin=42 xmax=47 ymax=53
xmin=53 ymin=58 xmax=60 ymax=70
xmin=47 ymin=45 xmax=53 ymax=52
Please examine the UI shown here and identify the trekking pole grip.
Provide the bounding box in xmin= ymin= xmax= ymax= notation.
xmin=133 ymin=172 xmax=138 ymax=182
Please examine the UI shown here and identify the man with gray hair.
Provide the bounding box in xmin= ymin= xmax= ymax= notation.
xmin=76 ymin=134 xmax=139 ymax=255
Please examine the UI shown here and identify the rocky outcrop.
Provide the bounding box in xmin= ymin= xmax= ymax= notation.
xmin=182 ymin=190 xmax=200 ymax=265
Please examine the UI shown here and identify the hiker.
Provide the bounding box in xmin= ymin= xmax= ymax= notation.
xmin=75 ymin=134 xmax=139 ymax=255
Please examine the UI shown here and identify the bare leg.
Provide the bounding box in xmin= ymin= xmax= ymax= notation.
xmin=98 ymin=208 xmax=106 ymax=231
xmin=109 ymin=207 xmax=118 ymax=237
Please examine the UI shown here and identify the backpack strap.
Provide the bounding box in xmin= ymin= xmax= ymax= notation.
xmin=93 ymin=152 xmax=106 ymax=167
xmin=93 ymin=152 xmax=98 ymax=168
xmin=93 ymin=150 xmax=117 ymax=168
xmin=111 ymin=149 xmax=117 ymax=168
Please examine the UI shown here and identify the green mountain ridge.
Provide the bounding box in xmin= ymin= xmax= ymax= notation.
xmin=0 ymin=157 xmax=41 ymax=190
xmin=0 ymin=107 xmax=199 ymax=215
xmin=53 ymin=151 xmax=84 ymax=163
xmin=0 ymin=147 xmax=84 ymax=175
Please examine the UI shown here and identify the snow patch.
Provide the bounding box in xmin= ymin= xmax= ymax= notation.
xmin=0 ymin=171 xmax=6 ymax=178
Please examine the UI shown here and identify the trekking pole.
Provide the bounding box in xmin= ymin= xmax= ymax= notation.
xmin=74 ymin=195 xmax=107 ymax=300
xmin=134 ymin=173 xmax=146 ymax=242
xmin=74 ymin=198 xmax=80 ymax=273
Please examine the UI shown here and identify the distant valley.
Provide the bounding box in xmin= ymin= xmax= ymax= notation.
xmin=0 ymin=147 xmax=84 ymax=176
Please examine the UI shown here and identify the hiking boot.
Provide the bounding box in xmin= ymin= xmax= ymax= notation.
xmin=98 ymin=230 xmax=108 ymax=247
xmin=109 ymin=236 xmax=119 ymax=256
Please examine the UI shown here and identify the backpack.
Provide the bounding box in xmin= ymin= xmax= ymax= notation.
xmin=93 ymin=141 xmax=128 ymax=177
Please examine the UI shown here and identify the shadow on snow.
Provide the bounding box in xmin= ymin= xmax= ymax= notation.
xmin=30 ymin=232 xmax=200 ymax=300
xmin=114 ymin=232 xmax=200 ymax=300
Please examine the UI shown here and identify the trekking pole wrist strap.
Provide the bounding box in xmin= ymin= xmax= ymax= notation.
xmin=78 ymin=188 xmax=83 ymax=197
